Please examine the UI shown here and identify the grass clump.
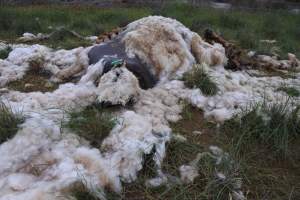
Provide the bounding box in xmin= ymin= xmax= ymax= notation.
xmin=65 ymin=105 xmax=116 ymax=149
xmin=163 ymin=140 xmax=204 ymax=176
xmin=221 ymin=100 xmax=300 ymax=157
xmin=71 ymin=187 xmax=99 ymax=200
xmin=277 ymin=86 xmax=300 ymax=97
xmin=0 ymin=46 xmax=12 ymax=59
xmin=183 ymin=64 xmax=218 ymax=96
xmin=164 ymin=135 xmax=243 ymax=199
xmin=7 ymin=57 xmax=58 ymax=93
xmin=68 ymin=182 xmax=103 ymax=200
xmin=197 ymin=149 xmax=244 ymax=200
xmin=0 ymin=101 xmax=25 ymax=144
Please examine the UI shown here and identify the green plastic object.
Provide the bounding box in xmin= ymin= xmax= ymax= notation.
xmin=111 ymin=59 xmax=124 ymax=68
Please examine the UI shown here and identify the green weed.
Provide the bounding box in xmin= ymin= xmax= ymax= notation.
xmin=277 ymin=86 xmax=300 ymax=97
xmin=68 ymin=181 xmax=104 ymax=200
xmin=0 ymin=101 xmax=25 ymax=144
xmin=183 ymin=64 xmax=218 ymax=96
xmin=0 ymin=46 xmax=12 ymax=59
xmin=64 ymin=105 xmax=116 ymax=149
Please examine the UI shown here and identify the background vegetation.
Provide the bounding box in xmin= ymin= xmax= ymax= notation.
xmin=0 ymin=4 xmax=300 ymax=58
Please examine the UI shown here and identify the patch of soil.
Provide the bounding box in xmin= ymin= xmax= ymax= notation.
xmin=170 ymin=104 xmax=219 ymax=148
xmin=7 ymin=69 xmax=58 ymax=93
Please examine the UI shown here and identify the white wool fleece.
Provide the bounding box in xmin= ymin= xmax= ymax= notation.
xmin=123 ymin=16 xmax=227 ymax=82
xmin=96 ymin=67 xmax=141 ymax=105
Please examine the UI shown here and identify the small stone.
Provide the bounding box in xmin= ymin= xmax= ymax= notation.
xmin=247 ymin=51 xmax=256 ymax=57
xmin=0 ymin=88 xmax=9 ymax=94
xmin=180 ymin=165 xmax=199 ymax=183
xmin=24 ymin=83 xmax=34 ymax=89
xmin=192 ymin=130 xmax=202 ymax=135
xmin=216 ymin=172 xmax=226 ymax=180
xmin=209 ymin=146 xmax=223 ymax=156
xmin=44 ymin=81 xmax=54 ymax=88
xmin=173 ymin=134 xmax=187 ymax=142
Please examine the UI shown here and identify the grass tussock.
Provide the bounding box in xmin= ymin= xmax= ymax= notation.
xmin=183 ymin=64 xmax=218 ymax=96
xmin=0 ymin=101 xmax=25 ymax=144
xmin=163 ymin=140 xmax=243 ymax=200
xmin=163 ymin=140 xmax=204 ymax=176
xmin=277 ymin=86 xmax=300 ymax=97
xmin=197 ymin=150 xmax=243 ymax=200
xmin=221 ymin=100 xmax=300 ymax=157
xmin=65 ymin=105 xmax=116 ymax=149
xmin=68 ymin=181 xmax=103 ymax=200
xmin=0 ymin=46 xmax=12 ymax=59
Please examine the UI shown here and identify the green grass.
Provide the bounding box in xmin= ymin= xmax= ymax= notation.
xmin=0 ymin=101 xmax=25 ymax=144
xmin=0 ymin=6 xmax=151 ymax=49
xmin=71 ymin=187 xmax=100 ymax=200
xmin=120 ymin=139 xmax=243 ymax=200
xmin=161 ymin=4 xmax=300 ymax=58
xmin=183 ymin=64 xmax=218 ymax=96
xmin=120 ymin=140 xmax=205 ymax=200
xmin=64 ymin=104 xmax=116 ymax=149
xmin=68 ymin=181 xmax=105 ymax=200
xmin=277 ymin=86 xmax=300 ymax=97
xmin=0 ymin=46 xmax=12 ymax=59
xmin=220 ymin=100 xmax=300 ymax=200
xmin=172 ymin=102 xmax=300 ymax=200
xmin=221 ymin=100 xmax=300 ymax=157
xmin=0 ymin=4 xmax=299 ymax=56
xmin=197 ymin=150 xmax=243 ymax=200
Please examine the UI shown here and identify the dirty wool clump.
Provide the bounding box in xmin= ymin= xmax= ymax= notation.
xmin=0 ymin=16 xmax=299 ymax=200
xmin=123 ymin=16 xmax=227 ymax=81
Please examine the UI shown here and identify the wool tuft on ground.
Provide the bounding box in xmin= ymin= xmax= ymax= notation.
xmin=0 ymin=16 xmax=299 ymax=200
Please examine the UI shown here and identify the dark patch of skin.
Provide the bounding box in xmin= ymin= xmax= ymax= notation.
xmin=88 ymin=34 xmax=158 ymax=89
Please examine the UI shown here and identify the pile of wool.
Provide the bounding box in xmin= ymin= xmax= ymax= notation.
xmin=123 ymin=16 xmax=227 ymax=81
xmin=0 ymin=16 xmax=299 ymax=200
